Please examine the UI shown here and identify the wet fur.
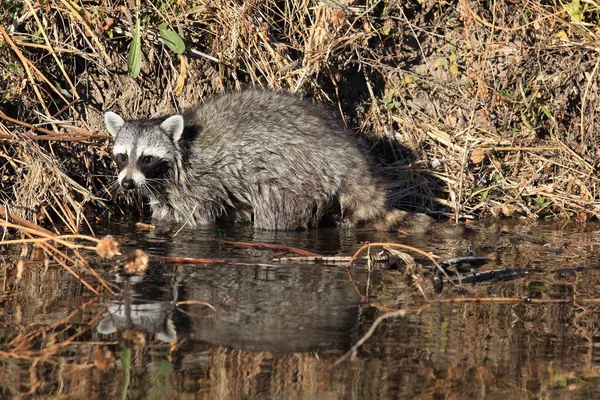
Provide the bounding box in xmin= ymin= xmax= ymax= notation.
xmin=107 ymin=90 xmax=403 ymax=230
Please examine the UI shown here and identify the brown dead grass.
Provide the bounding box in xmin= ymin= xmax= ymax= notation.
xmin=1 ymin=0 xmax=600 ymax=229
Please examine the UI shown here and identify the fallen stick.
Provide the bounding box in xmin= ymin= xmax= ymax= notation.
xmin=214 ymin=239 xmax=322 ymax=257
xmin=0 ymin=110 xmax=107 ymax=141
xmin=159 ymin=256 xmax=230 ymax=265
xmin=273 ymin=255 xmax=354 ymax=263
xmin=158 ymin=256 xmax=281 ymax=269
xmin=328 ymin=306 xmax=428 ymax=369
xmin=0 ymin=204 xmax=56 ymax=237
xmin=0 ymin=133 xmax=107 ymax=142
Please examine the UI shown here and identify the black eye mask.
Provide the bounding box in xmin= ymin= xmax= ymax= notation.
xmin=137 ymin=158 xmax=171 ymax=181
xmin=115 ymin=153 xmax=128 ymax=168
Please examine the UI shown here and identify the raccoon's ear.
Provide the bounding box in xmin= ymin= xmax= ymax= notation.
xmin=160 ymin=115 xmax=184 ymax=143
xmin=104 ymin=112 xmax=125 ymax=137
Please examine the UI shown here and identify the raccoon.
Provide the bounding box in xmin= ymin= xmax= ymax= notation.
xmin=105 ymin=90 xmax=407 ymax=230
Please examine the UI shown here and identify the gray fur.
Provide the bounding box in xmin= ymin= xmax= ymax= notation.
xmin=107 ymin=90 xmax=403 ymax=230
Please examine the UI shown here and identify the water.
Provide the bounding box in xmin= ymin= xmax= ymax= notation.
xmin=2 ymin=219 xmax=600 ymax=398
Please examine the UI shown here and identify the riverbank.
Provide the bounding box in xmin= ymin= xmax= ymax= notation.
xmin=1 ymin=1 xmax=599 ymax=230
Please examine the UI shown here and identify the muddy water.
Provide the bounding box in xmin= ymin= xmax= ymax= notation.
xmin=3 ymin=220 xmax=600 ymax=399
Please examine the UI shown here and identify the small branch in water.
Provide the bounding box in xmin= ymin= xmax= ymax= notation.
xmin=328 ymin=306 xmax=428 ymax=369
xmin=215 ymin=239 xmax=323 ymax=257
xmin=176 ymin=300 xmax=218 ymax=318
xmin=425 ymin=297 xmax=573 ymax=304
xmin=273 ymin=255 xmax=353 ymax=263
xmin=346 ymin=242 xmax=450 ymax=281
xmin=159 ymin=256 xmax=230 ymax=265
xmin=274 ymin=254 xmax=392 ymax=263
xmin=172 ymin=204 xmax=199 ymax=237
xmin=158 ymin=256 xmax=283 ymax=269
xmin=384 ymin=246 xmax=428 ymax=300
xmin=176 ymin=300 xmax=217 ymax=311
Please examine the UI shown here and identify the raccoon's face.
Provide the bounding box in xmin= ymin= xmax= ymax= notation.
xmin=104 ymin=112 xmax=184 ymax=191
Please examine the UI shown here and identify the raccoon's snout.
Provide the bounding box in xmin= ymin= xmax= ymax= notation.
xmin=121 ymin=178 xmax=136 ymax=190
xmin=118 ymin=168 xmax=145 ymax=190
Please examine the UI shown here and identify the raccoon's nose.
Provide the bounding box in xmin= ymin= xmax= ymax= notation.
xmin=121 ymin=178 xmax=136 ymax=190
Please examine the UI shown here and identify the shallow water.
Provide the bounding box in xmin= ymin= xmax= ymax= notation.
xmin=3 ymin=219 xmax=600 ymax=399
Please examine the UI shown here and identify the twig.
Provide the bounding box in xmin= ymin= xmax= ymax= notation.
xmin=0 ymin=26 xmax=53 ymax=125
xmin=24 ymin=0 xmax=80 ymax=102
xmin=38 ymin=243 xmax=100 ymax=296
xmin=14 ymin=39 xmax=99 ymax=57
xmin=425 ymin=297 xmax=571 ymax=304
xmin=56 ymin=0 xmax=111 ymax=64
xmin=176 ymin=300 xmax=218 ymax=318
xmin=480 ymin=146 xmax=561 ymax=152
xmin=0 ymin=110 xmax=107 ymax=140
xmin=0 ymin=204 xmax=56 ymax=237
xmin=215 ymin=239 xmax=323 ymax=257
xmin=159 ymin=256 xmax=229 ymax=265
xmin=0 ymin=133 xmax=107 ymax=142
xmin=188 ymin=48 xmax=221 ymax=63
xmin=328 ymin=306 xmax=427 ymax=369
xmin=0 ymin=206 xmax=116 ymax=296
xmin=346 ymin=242 xmax=450 ymax=281
xmin=579 ymin=53 xmax=600 ymax=151
xmin=459 ymin=0 xmax=567 ymax=32
xmin=273 ymin=255 xmax=354 ymax=263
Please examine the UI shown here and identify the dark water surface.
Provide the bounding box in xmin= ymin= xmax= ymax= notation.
xmin=3 ymin=220 xmax=600 ymax=399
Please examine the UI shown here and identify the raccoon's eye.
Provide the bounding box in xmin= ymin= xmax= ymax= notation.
xmin=141 ymin=155 xmax=155 ymax=165
xmin=115 ymin=153 xmax=127 ymax=164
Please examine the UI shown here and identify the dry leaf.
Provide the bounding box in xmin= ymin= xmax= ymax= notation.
xmin=501 ymin=204 xmax=516 ymax=217
xmin=124 ymin=329 xmax=146 ymax=349
xmin=331 ymin=9 xmax=345 ymax=26
xmin=449 ymin=64 xmax=459 ymax=75
xmin=135 ymin=222 xmax=156 ymax=231
xmin=470 ymin=148 xmax=487 ymax=164
xmin=16 ymin=260 xmax=24 ymax=281
xmin=96 ymin=235 xmax=121 ymax=259
xmin=123 ymin=249 xmax=149 ymax=276
xmin=102 ymin=17 xmax=114 ymax=32
xmin=174 ymin=55 xmax=187 ymax=96
xmin=93 ymin=347 xmax=115 ymax=370
xmin=490 ymin=206 xmax=501 ymax=217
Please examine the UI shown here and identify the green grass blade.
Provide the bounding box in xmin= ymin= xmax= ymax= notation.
xmin=158 ymin=23 xmax=185 ymax=55
xmin=127 ymin=17 xmax=142 ymax=78
xmin=120 ymin=339 xmax=132 ymax=400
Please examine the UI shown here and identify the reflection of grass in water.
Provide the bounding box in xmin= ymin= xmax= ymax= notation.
xmin=119 ymin=337 xmax=132 ymax=400
xmin=118 ymin=334 xmax=174 ymax=399
xmin=148 ymin=360 xmax=175 ymax=399
xmin=375 ymin=285 xmax=392 ymax=305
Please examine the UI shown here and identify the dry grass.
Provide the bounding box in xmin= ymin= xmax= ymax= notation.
xmin=0 ymin=204 xmax=119 ymax=296
xmin=1 ymin=0 xmax=600 ymax=229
